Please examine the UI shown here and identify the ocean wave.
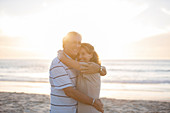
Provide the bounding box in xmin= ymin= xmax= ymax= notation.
xmin=0 ymin=78 xmax=48 ymax=83
xmin=108 ymin=69 xmax=170 ymax=72
xmin=2 ymin=79 xmax=170 ymax=84
xmin=102 ymin=79 xmax=170 ymax=84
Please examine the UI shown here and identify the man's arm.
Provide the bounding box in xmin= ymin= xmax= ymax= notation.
xmin=58 ymin=50 xmax=81 ymax=70
xmin=63 ymin=87 xmax=104 ymax=113
xmin=58 ymin=50 xmax=107 ymax=75
xmin=100 ymin=66 xmax=107 ymax=76
xmin=81 ymin=62 xmax=107 ymax=76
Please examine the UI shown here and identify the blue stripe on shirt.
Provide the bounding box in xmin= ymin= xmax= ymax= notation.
xmin=51 ymin=83 xmax=72 ymax=87
xmin=50 ymin=74 xmax=69 ymax=79
xmin=51 ymin=103 xmax=78 ymax=107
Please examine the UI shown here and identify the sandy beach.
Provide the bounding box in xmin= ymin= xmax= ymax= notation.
xmin=0 ymin=92 xmax=170 ymax=113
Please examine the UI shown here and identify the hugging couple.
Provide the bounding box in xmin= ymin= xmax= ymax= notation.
xmin=49 ymin=31 xmax=107 ymax=113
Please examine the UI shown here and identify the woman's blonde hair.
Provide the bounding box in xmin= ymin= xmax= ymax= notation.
xmin=80 ymin=43 xmax=101 ymax=65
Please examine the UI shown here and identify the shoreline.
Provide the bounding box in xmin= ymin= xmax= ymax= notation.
xmin=1 ymin=81 xmax=170 ymax=102
xmin=0 ymin=92 xmax=170 ymax=113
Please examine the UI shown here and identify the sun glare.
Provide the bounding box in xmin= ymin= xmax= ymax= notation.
xmin=0 ymin=0 xmax=169 ymax=59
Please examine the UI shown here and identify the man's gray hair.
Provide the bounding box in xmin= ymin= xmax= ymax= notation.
xmin=63 ymin=31 xmax=82 ymax=48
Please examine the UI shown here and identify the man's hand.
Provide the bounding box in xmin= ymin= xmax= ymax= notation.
xmin=57 ymin=50 xmax=67 ymax=61
xmin=80 ymin=62 xmax=100 ymax=74
xmin=93 ymin=99 xmax=104 ymax=113
xmin=64 ymin=87 xmax=104 ymax=113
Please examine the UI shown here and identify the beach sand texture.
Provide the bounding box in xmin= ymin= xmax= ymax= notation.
xmin=0 ymin=92 xmax=170 ymax=113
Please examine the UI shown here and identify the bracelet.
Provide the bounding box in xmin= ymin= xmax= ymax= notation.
xmin=92 ymin=98 xmax=95 ymax=106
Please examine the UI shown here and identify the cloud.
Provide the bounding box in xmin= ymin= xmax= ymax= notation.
xmin=0 ymin=34 xmax=44 ymax=59
xmin=0 ymin=46 xmax=43 ymax=59
xmin=0 ymin=0 xmax=48 ymax=16
xmin=162 ymin=8 xmax=170 ymax=15
xmin=0 ymin=35 xmax=22 ymax=47
xmin=126 ymin=32 xmax=170 ymax=59
xmin=131 ymin=0 xmax=170 ymax=30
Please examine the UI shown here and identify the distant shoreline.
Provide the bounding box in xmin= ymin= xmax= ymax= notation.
xmin=0 ymin=58 xmax=170 ymax=61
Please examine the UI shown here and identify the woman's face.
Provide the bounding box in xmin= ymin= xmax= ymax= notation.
xmin=78 ymin=47 xmax=93 ymax=62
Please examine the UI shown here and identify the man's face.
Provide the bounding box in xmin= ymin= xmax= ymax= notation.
xmin=64 ymin=36 xmax=81 ymax=58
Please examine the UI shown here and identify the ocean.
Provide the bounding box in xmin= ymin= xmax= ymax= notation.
xmin=0 ymin=59 xmax=170 ymax=84
xmin=0 ymin=59 xmax=170 ymax=101
xmin=102 ymin=60 xmax=170 ymax=84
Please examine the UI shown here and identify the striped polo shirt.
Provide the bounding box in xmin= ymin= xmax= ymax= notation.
xmin=49 ymin=54 xmax=78 ymax=113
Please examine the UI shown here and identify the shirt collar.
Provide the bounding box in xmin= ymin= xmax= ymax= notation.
xmin=63 ymin=51 xmax=72 ymax=59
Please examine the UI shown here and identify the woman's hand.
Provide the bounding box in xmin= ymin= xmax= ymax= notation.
xmin=57 ymin=50 xmax=67 ymax=61
xmin=93 ymin=99 xmax=104 ymax=113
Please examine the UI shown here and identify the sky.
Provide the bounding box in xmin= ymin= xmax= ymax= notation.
xmin=0 ymin=0 xmax=170 ymax=59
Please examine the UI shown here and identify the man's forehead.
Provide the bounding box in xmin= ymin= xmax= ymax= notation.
xmin=69 ymin=36 xmax=82 ymax=41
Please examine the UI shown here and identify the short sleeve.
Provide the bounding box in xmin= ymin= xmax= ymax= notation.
xmin=49 ymin=59 xmax=73 ymax=89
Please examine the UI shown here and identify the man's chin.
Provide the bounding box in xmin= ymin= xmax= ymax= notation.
xmin=73 ymin=51 xmax=79 ymax=56
xmin=71 ymin=53 xmax=78 ymax=59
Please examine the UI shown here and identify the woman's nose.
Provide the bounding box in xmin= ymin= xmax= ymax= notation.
xmin=79 ymin=54 xmax=82 ymax=59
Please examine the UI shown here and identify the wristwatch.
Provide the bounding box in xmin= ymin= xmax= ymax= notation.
xmin=99 ymin=66 xmax=103 ymax=73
